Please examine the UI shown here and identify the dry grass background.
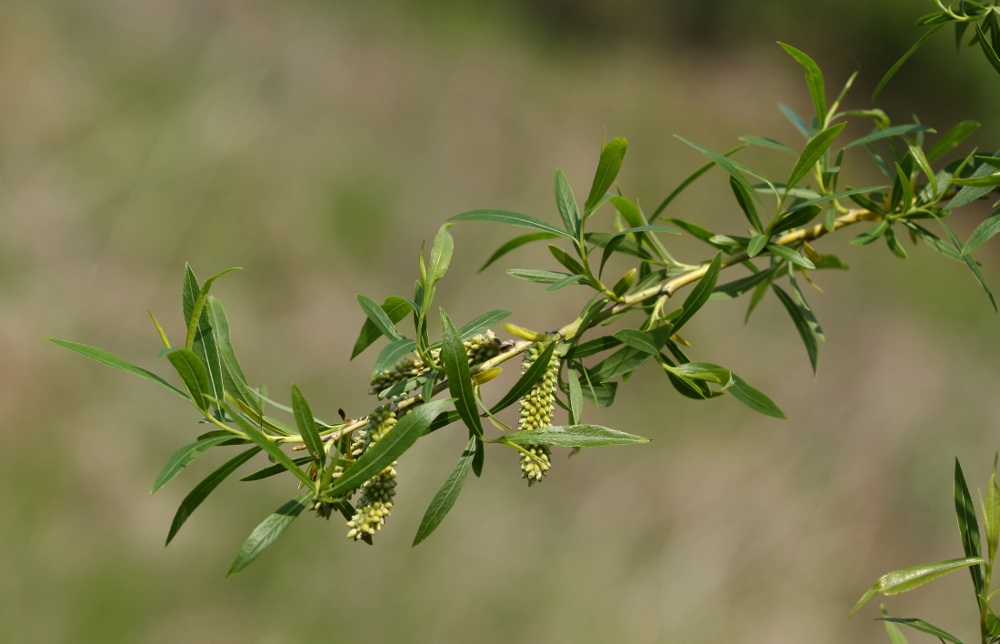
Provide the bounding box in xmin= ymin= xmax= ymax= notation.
xmin=2 ymin=1 xmax=1000 ymax=642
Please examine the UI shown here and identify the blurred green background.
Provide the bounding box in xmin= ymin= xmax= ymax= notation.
xmin=3 ymin=0 xmax=1000 ymax=642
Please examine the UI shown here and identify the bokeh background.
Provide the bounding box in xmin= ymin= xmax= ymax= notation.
xmin=3 ymin=0 xmax=1000 ymax=642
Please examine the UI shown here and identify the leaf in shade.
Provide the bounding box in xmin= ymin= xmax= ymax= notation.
xmin=585 ymin=137 xmax=628 ymax=215
xmin=926 ymin=120 xmax=980 ymax=162
xmin=878 ymin=618 xmax=962 ymax=644
xmin=566 ymin=336 xmax=623 ymax=359
xmin=151 ymin=435 xmax=234 ymax=494
xmin=490 ymin=342 xmax=558 ymax=413
xmin=440 ymin=310 xmax=483 ymax=439
xmin=851 ymin=220 xmax=890 ymax=246
xmin=871 ymin=24 xmax=944 ymax=103
xmin=329 ymin=399 xmax=454 ymax=497
xmin=555 ymin=169 xmax=581 ymax=237
xmin=450 ymin=209 xmax=574 ymax=239
xmin=165 ymin=447 xmax=261 ymax=545
xmin=502 ymin=424 xmax=649 ymax=447
xmin=46 ymin=338 xmax=188 ymax=399
xmin=291 ymin=385 xmax=325 ymax=465
xmin=730 ymin=175 xmax=763 ymax=232
xmin=224 ymin=403 xmax=315 ymax=490
xmin=412 ymin=437 xmax=476 ymax=547
xmin=977 ymin=21 xmax=1000 ymax=76
xmin=672 ymin=252 xmax=723 ymax=332
xmin=727 ymin=374 xmax=787 ymax=419
xmin=954 ymin=458 xmax=986 ymax=602
xmin=849 ymin=556 xmax=985 ymax=619
xmin=227 ymin=494 xmax=311 ymax=576
xmin=773 ymin=285 xmax=818 ymax=375
xmin=778 ymin=42 xmax=826 ymax=125
xmin=240 ymin=455 xmax=313 ymax=482
xmin=356 ymin=294 xmax=403 ymax=342
xmin=166 ymin=348 xmax=211 ymax=411
xmin=710 ymin=266 xmax=776 ymax=301
xmin=771 ymin=205 xmax=822 ymax=236
xmin=786 ymin=123 xmax=846 ymax=191
xmin=351 ymin=296 xmax=413 ymax=359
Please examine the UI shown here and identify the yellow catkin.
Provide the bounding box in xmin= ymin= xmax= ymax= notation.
xmin=517 ymin=342 xmax=559 ymax=485
xmin=345 ymin=407 xmax=398 ymax=541
xmin=368 ymin=331 xmax=502 ymax=395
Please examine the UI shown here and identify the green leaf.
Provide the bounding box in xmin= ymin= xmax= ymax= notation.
xmin=412 ymin=437 xmax=476 ymax=547
xmin=842 ymin=124 xmax=933 ymax=150
xmin=151 ymin=435 xmax=235 ymax=494
xmin=672 ymin=252 xmax=723 ymax=332
xmin=240 ymin=455 xmax=313 ymax=481
xmin=767 ymin=243 xmax=815 ymax=269
xmin=952 ymin=174 xmax=1000 ymax=188
xmin=851 ymin=220 xmax=891 ymax=246
xmin=428 ymin=224 xmax=455 ymax=285
xmin=676 ymin=136 xmax=775 ymax=204
xmin=506 ymin=269 xmax=568 ymax=284
xmin=771 ymin=205 xmax=822 ymax=236
xmin=786 ymin=123 xmax=847 ymax=192
xmin=548 ymin=244 xmax=586 ymax=275
xmin=778 ymin=42 xmax=826 ymax=125
xmin=730 ymin=176 xmax=763 ymax=232
xmin=613 ymin=329 xmax=661 ymax=356
xmin=739 ymin=135 xmax=795 ymax=155
xmin=166 ymin=348 xmax=211 ymax=411
xmin=849 ymin=557 xmax=985 ymax=619
xmin=668 ymin=362 xmax=732 ymax=385
xmin=440 ymin=310 xmax=483 ymax=440
xmin=747 ymin=234 xmax=768 ymax=258
xmin=290 ymin=385 xmax=325 ymax=465
xmin=351 ymin=296 xmax=413 ymax=359
xmin=356 ymin=294 xmax=403 ymax=342
xmin=329 ymin=399 xmax=455 ymax=498
xmin=903 ymin=221 xmax=963 ymax=262
xmin=588 ymin=346 xmax=652 ymax=381
xmin=954 ymin=458 xmax=986 ymax=603
xmin=205 ymin=297 xmax=258 ymax=414
xmin=456 ymin=310 xmax=512 ymax=340
xmin=502 ymin=424 xmax=649 ymax=447
xmin=224 ymin=403 xmax=315 ymax=490
xmin=879 ymin=618 xmax=963 ymax=644
xmin=46 ymin=338 xmax=188 ymax=400
xmin=478 ymin=232 xmax=561 ymax=273
xmin=490 ymin=342 xmax=557 ymax=413
xmin=568 ymin=369 xmax=583 ymax=425
xmin=585 ymin=137 xmax=628 ymax=215
xmin=165 ymin=446 xmax=261 ymax=545
xmin=879 ymin=606 xmax=909 ymax=644
xmin=184 ymin=266 xmax=241 ymax=352
xmin=450 ymin=209 xmax=574 ymax=240
xmin=227 ymin=494 xmax=311 ymax=576
xmin=926 ymin=120 xmax=980 ymax=162
xmin=987 ymin=454 xmax=1000 ymax=566
xmin=555 ymin=169 xmax=580 ymax=237
xmin=872 ymin=24 xmax=944 ymax=103
xmin=651 ymin=145 xmax=746 ymax=221
xmin=566 ymin=336 xmax=623 ymax=359
xmin=727 ymin=374 xmax=787 ymax=419
xmin=977 ymin=21 xmax=1000 ymax=75
xmin=784 ymin=186 xmax=889 ymax=213
xmin=773 ymin=284 xmax=818 ymax=375
xmin=711 ymin=266 xmax=777 ymax=301
xmin=779 ymin=103 xmax=812 ymax=138
xmin=545 ymin=274 xmax=587 ymax=292
xmin=949 ymin=153 xmax=1000 ymax=209
xmin=373 ymin=338 xmax=417 ymax=376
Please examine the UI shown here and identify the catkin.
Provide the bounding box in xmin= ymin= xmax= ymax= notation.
xmin=346 ymin=407 xmax=398 ymax=541
xmin=368 ymin=331 xmax=503 ymax=395
xmin=517 ymin=342 xmax=559 ymax=485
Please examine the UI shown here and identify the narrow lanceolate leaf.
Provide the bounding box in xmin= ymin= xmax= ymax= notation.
xmin=672 ymin=252 xmax=723 ymax=333
xmin=711 ymin=266 xmax=776 ymax=301
xmin=962 ymin=208 xmax=1000 ymax=255
xmin=879 ymin=607 xmax=909 ymax=644
xmin=224 ymin=403 xmax=315 ymax=490
xmin=842 ymin=124 xmax=933 ymax=150
xmin=165 ymin=447 xmax=261 ymax=545
xmin=290 ymin=385 xmax=325 ymax=465
xmin=727 ymin=374 xmax=786 ymax=419
xmin=568 ymin=369 xmax=583 ymax=425
xmin=166 ymin=348 xmax=211 ymax=411
xmin=773 ymin=285 xmax=818 ymax=375
xmin=490 ymin=342 xmax=558 ymax=414
xmin=506 ymin=269 xmax=569 ymax=284
xmin=240 ymin=455 xmax=313 ymax=481
xmin=954 ymin=458 xmax=986 ymax=603
xmin=676 ymin=136 xmax=770 ymax=205
xmin=227 ymin=494 xmax=311 ymax=576
xmin=585 ymin=137 xmax=628 ymax=215
xmin=778 ymin=42 xmax=826 ymax=125
xmin=739 ymin=135 xmax=795 ymax=155
xmin=456 ymin=310 xmax=512 ymax=340
xmin=871 ymin=24 xmax=944 ymax=103
xmin=205 ymin=297 xmax=258 ymax=414
xmin=504 ymin=424 xmax=649 ymax=447
xmin=668 ymin=362 xmax=732 ymax=386
xmin=351 ymin=296 xmax=413 ymax=359
xmin=747 ymin=234 xmax=768 ymax=258
xmin=767 ymin=243 xmax=815 ymax=270
xmin=730 ymin=175 xmax=763 ymax=232
xmin=46 ymin=338 xmax=188 ymax=399
xmin=555 ymin=169 xmax=580 ymax=237
xmin=412 ymin=437 xmax=476 ymax=547
xmin=440 ymin=310 xmax=483 ymax=439
xmin=849 ymin=557 xmax=985 ymax=619
xmin=478 ymin=232 xmax=560 ymax=273
xmin=613 ymin=329 xmax=661 ymax=357
xmin=183 ymin=266 xmax=242 ymax=352
xmin=329 ymin=399 xmax=454 ymax=497
xmin=428 ymin=224 xmax=455 ymax=285
xmin=879 ymin=618 xmax=962 ymax=644
xmin=373 ymin=338 xmax=417 ymax=376
xmin=783 ymin=186 xmax=889 ymax=212
xmin=948 ymin=153 xmax=1000 ymax=210
xmin=651 ymin=145 xmax=746 ymax=221
xmin=786 ymin=123 xmax=847 ymax=192
xmin=851 ymin=220 xmax=890 ymax=246
xmin=986 ymin=454 xmax=1000 ymax=566
xmin=977 ymin=21 xmax=1000 ymax=75
xmin=926 ymin=120 xmax=980 ymax=162
xmin=151 ymin=435 xmax=234 ymax=494
xmin=450 ymin=209 xmax=574 ymax=239
xmin=779 ymin=103 xmax=812 ymax=138
xmin=356 ymin=294 xmax=403 ymax=342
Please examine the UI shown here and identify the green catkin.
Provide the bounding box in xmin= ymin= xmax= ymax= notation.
xmin=517 ymin=342 xmax=559 ymax=485
xmin=346 ymin=407 xmax=398 ymax=541
xmin=368 ymin=330 xmax=503 ymax=395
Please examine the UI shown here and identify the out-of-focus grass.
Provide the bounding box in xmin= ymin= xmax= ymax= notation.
xmin=1 ymin=1 xmax=999 ymax=642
